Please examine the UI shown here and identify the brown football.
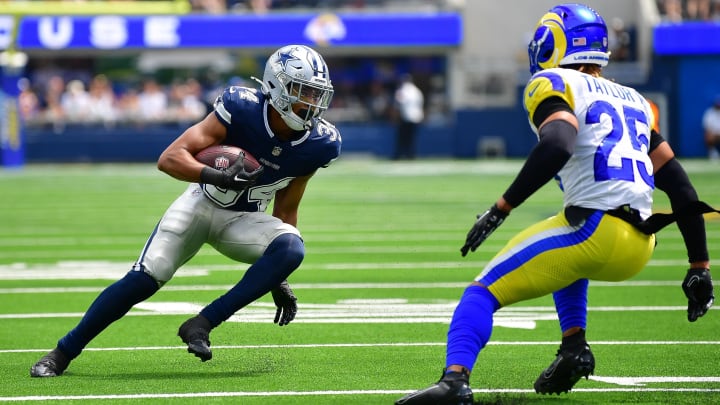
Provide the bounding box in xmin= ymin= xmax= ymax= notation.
xmin=194 ymin=145 xmax=261 ymax=172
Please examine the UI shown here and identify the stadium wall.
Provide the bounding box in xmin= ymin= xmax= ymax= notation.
xmin=23 ymin=107 xmax=535 ymax=163
xmin=24 ymin=123 xmax=458 ymax=163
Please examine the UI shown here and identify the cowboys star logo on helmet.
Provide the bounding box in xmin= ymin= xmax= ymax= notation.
xmin=277 ymin=49 xmax=301 ymax=70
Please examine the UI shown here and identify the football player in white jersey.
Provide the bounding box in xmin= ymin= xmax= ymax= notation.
xmin=30 ymin=45 xmax=341 ymax=377
xmin=396 ymin=4 xmax=713 ymax=404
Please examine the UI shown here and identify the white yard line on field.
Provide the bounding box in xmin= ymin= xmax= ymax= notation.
xmin=0 ymin=259 xmax=698 ymax=280
xmin=0 ymin=300 xmax=704 ymax=328
xmin=0 ymin=298 xmax=708 ymax=332
xmin=4 ymin=340 xmax=720 ymax=355
xmin=0 ymin=280 xmax=684 ymax=294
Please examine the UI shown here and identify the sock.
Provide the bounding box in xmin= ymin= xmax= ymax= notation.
xmin=445 ymin=285 xmax=499 ymax=373
xmin=58 ymin=270 xmax=159 ymax=359
xmin=553 ymin=278 xmax=589 ymax=333
xmin=561 ymin=328 xmax=587 ymax=349
xmin=200 ymin=233 xmax=304 ymax=327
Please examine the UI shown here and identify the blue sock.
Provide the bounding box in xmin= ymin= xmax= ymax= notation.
xmin=445 ymin=285 xmax=499 ymax=372
xmin=200 ymin=233 xmax=304 ymax=327
xmin=58 ymin=270 xmax=159 ymax=359
xmin=553 ymin=278 xmax=589 ymax=333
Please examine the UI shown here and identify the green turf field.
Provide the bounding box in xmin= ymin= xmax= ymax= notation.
xmin=1 ymin=159 xmax=719 ymax=404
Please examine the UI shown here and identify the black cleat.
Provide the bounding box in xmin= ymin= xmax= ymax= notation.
xmin=396 ymin=369 xmax=474 ymax=405
xmin=534 ymin=343 xmax=595 ymax=394
xmin=178 ymin=315 xmax=213 ymax=362
xmin=30 ymin=348 xmax=70 ymax=377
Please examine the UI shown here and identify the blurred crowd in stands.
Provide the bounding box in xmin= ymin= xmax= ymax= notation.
xmin=16 ymin=55 xmax=449 ymax=132
xmin=18 ymin=72 xmax=212 ymax=132
xmin=657 ymin=0 xmax=720 ymax=21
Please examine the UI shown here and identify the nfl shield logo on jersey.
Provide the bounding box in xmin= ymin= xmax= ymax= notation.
xmin=214 ymin=156 xmax=230 ymax=170
xmin=272 ymin=146 xmax=282 ymax=156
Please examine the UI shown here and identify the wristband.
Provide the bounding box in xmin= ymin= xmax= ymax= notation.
xmin=200 ymin=166 xmax=226 ymax=187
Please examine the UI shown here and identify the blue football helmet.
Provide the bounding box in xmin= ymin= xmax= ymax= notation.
xmin=528 ymin=3 xmax=610 ymax=74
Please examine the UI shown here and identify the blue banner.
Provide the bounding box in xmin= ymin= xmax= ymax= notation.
xmin=8 ymin=13 xmax=461 ymax=50
xmin=654 ymin=23 xmax=720 ymax=55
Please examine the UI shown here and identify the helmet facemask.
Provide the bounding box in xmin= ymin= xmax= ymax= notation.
xmin=278 ymin=71 xmax=333 ymax=129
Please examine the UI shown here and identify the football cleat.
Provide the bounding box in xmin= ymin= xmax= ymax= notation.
xmin=534 ymin=343 xmax=595 ymax=394
xmin=395 ymin=369 xmax=474 ymax=405
xmin=30 ymin=348 xmax=70 ymax=377
xmin=178 ymin=315 xmax=213 ymax=362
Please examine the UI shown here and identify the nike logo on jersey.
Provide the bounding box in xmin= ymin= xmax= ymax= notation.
xmin=528 ymin=83 xmax=541 ymax=98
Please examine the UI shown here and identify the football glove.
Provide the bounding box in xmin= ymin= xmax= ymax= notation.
xmin=461 ymin=204 xmax=508 ymax=257
xmin=682 ymin=268 xmax=714 ymax=322
xmin=271 ymin=280 xmax=297 ymax=326
xmin=200 ymin=155 xmax=264 ymax=192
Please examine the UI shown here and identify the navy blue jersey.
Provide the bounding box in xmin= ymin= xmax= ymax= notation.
xmin=201 ymin=86 xmax=342 ymax=211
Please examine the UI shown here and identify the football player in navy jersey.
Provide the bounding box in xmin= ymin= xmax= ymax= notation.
xmin=396 ymin=4 xmax=713 ymax=404
xmin=31 ymin=44 xmax=341 ymax=377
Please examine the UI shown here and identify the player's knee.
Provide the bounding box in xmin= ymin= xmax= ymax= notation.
xmin=132 ymin=262 xmax=169 ymax=288
xmin=267 ymin=233 xmax=305 ymax=270
xmin=126 ymin=268 xmax=162 ymax=293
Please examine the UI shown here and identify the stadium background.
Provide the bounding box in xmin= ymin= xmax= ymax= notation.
xmin=1 ymin=0 xmax=719 ymax=165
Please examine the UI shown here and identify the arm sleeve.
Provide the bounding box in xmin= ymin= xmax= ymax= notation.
xmin=654 ymin=158 xmax=709 ymax=263
xmin=648 ymin=129 xmax=665 ymax=153
xmin=502 ymin=119 xmax=577 ymax=208
xmin=532 ymin=96 xmax=574 ymax=128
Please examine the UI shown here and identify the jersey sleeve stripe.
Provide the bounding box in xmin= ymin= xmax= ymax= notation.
xmin=215 ymin=101 xmax=231 ymax=125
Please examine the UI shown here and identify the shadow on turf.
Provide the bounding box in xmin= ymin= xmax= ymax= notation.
xmin=472 ymin=395 xmax=582 ymax=405
xmin=62 ymin=369 xmax=266 ymax=380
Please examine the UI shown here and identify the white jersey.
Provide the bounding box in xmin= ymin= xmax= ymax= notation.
xmin=523 ymin=68 xmax=655 ymax=219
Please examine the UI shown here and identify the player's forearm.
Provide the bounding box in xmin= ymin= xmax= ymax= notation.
xmin=654 ymin=158 xmax=709 ymax=263
xmin=158 ymin=149 xmax=205 ymax=183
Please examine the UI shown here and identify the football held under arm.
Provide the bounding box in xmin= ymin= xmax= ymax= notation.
xmin=502 ymin=97 xmax=577 ymax=208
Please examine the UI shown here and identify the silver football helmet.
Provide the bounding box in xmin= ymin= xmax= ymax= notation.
xmin=254 ymin=45 xmax=334 ymax=131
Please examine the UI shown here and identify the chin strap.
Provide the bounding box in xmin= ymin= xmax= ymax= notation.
xmin=250 ymin=76 xmax=266 ymax=93
xmin=252 ymin=76 xmax=311 ymax=131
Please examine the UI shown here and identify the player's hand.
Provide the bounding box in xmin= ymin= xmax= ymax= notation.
xmin=682 ymin=268 xmax=714 ymax=322
xmin=201 ymin=154 xmax=264 ymax=191
xmin=461 ymin=204 xmax=508 ymax=257
xmin=271 ymin=280 xmax=297 ymax=326
xmin=222 ymin=155 xmax=264 ymax=191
